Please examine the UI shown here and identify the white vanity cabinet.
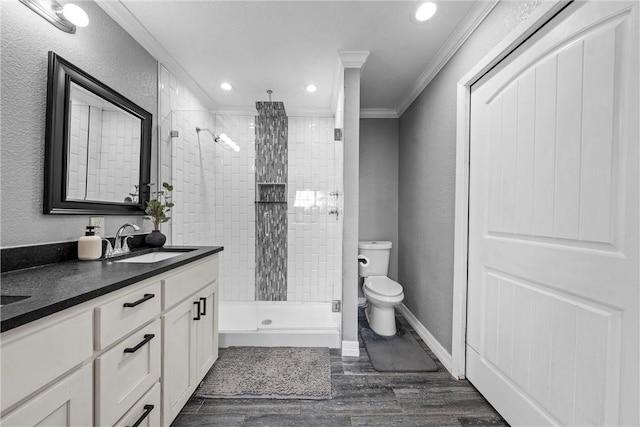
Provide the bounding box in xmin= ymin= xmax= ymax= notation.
xmin=0 ymin=252 xmax=220 ymax=427
xmin=162 ymin=257 xmax=219 ymax=426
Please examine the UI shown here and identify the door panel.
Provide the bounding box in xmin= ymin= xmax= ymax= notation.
xmin=468 ymin=2 xmax=638 ymax=425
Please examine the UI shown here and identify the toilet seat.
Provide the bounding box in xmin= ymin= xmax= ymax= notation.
xmin=364 ymin=276 xmax=403 ymax=297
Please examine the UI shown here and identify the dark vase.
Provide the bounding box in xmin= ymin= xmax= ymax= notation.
xmin=145 ymin=230 xmax=166 ymax=248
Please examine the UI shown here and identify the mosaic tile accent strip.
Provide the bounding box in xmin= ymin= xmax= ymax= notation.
xmin=255 ymin=102 xmax=288 ymax=301
xmin=255 ymin=203 xmax=288 ymax=301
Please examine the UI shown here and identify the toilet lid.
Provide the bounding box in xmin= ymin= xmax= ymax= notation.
xmin=364 ymin=276 xmax=403 ymax=297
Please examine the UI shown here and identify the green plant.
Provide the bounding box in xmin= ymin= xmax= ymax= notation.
xmin=145 ymin=182 xmax=174 ymax=231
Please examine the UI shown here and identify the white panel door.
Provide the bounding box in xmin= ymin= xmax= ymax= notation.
xmin=468 ymin=1 xmax=639 ymax=426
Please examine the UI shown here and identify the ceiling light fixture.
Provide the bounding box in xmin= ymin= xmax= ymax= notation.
xmin=305 ymin=84 xmax=317 ymax=93
xmin=414 ymin=2 xmax=437 ymax=22
xmin=220 ymin=82 xmax=233 ymax=91
xmin=19 ymin=0 xmax=89 ymax=33
xmin=61 ymin=3 xmax=89 ymax=27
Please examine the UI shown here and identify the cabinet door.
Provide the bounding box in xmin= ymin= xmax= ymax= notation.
xmin=195 ymin=282 xmax=219 ymax=382
xmin=1 ymin=364 xmax=92 ymax=427
xmin=162 ymin=298 xmax=197 ymax=426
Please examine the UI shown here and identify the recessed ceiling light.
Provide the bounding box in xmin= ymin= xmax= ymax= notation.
xmin=61 ymin=3 xmax=89 ymax=27
xmin=220 ymin=82 xmax=233 ymax=91
xmin=415 ymin=2 xmax=437 ymax=22
xmin=305 ymin=84 xmax=317 ymax=93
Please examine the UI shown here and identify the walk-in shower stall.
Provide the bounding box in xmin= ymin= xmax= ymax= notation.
xmin=162 ymin=105 xmax=344 ymax=348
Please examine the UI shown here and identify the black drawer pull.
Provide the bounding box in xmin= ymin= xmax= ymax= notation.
xmin=124 ymin=334 xmax=155 ymax=353
xmin=199 ymin=297 xmax=207 ymax=316
xmin=193 ymin=301 xmax=201 ymax=320
xmin=123 ymin=293 xmax=155 ymax=308
xmin=126 ymin=404 xmax=154 ymax=427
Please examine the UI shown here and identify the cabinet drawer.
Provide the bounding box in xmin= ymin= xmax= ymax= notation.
xmin=114 ymin=382 xmax=160 ymax=427
xmin=95 ymin=281 xmax=161 ymax=350
xmin=163 ymin=255 xmax=218 ymax=309
xmin=0 ymin=309 xmax=92 ymax=413
xmin=95 ymin=319 xmax=161 ymax=427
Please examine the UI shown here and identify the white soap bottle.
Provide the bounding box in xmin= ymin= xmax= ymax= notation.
xmin=78 ymin=225 xmax=102 ymax=260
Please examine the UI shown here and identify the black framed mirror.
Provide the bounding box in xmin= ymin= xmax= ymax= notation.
xmin=44 ymin=51 xmax=152 ymax=214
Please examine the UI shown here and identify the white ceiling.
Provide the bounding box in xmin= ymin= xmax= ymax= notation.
xmin=98 ymin=1 xmax=494 ymax=116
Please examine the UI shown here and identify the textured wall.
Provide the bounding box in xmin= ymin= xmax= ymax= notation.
xmin=359 ymin=118 xmax=399 ymax=280
xmin=0 ymin=1 xmax=157 ymax=247
xmin=398 ymin=0 xmax=542 ymax=353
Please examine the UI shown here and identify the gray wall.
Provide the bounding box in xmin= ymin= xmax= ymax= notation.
xmin=397 ymin=1 xmax=542 ymax=353
xmin=359 ymin=118 xmax=398 ymax=280
xmin=1 ymin=1 xmax=158 ymax=247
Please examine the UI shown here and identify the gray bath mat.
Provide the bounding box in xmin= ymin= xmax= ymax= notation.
xmin=195 ymin=346 xmax=331 ymax=400
xmin=361 ymin=327 xmax=437 ymax=372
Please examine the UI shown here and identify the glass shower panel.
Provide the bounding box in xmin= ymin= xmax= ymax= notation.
xmin=167 ymin=111 xmax=256 ymax=304
xmin=212 ymin=114 xmax=256 ymax=303
xmin=287 ymin=116 xmax=343 ymax=304
xmin=167 ymin=110 xmax=217 ymax=246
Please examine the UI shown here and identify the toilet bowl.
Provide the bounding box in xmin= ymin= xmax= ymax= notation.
xmin=358 ymin=241 xmax=404 ymax=336
xmin=363 ymin=276 xmax=404 ymax=336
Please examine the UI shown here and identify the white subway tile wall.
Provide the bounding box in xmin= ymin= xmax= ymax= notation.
xmin=67 ymin=104 xmax=140 ymax=203
xmin=67 ymin=104 xmax=89 ymax=200
xmin=158 ymin=65 xmax=343 ymax=304
xmin=214 ymin=114 xmax=256 ymax=302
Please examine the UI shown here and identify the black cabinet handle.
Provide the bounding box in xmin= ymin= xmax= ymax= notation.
xmin=124 ymin=334 xmax=155 ymax=353
xmin=199 ymin=297 xmax=207 ymax=316
xmin=126 ymin=404 xmax=154 ymax=427
xmin=193 ymin=301 xmax=201 ymax=320
xmin=123 ymin=293 xmax=155 ymax=308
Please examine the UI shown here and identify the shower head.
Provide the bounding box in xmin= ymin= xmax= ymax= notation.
xmin=195 ymin=126 xmax=240 ymax=152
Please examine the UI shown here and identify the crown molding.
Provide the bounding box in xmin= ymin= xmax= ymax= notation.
xmin=215 ymin=107 xmax=335 ymax=118
xmin=94 ymin=0 xmax=218 ymax=110
xmin=360 ymin=108 xmax=399 ymax=119
xmin=396 ymin=0 xmax=499 ymax=116
xmin=338 ymin=51 xmax=371 ymax=69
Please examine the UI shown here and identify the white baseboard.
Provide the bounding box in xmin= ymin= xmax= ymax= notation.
xmin=341 ymin=340 xmax=360 ymax=357
xmin=397 ymin=303 xmax=454 ymax=376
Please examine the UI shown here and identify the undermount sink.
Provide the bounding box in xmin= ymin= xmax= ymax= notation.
xmin=115 ymin=250 xmax=192 ymax=264
xmin=0 ymin=295 xmax=30 ymax=307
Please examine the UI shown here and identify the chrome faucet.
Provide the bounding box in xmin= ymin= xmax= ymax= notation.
xmin=112 ymin=223 xmax=141 ymax=256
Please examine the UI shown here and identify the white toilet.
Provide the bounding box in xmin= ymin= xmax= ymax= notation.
xmin=358 ymin=241 xmax=404 ymax=336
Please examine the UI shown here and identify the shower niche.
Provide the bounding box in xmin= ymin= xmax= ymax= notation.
xmin=256 ymin=183 xmax=287 ymax=204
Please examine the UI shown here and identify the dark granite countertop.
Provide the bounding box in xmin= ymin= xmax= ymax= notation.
xmin=0 ymin=246 xmax=223 ymax=332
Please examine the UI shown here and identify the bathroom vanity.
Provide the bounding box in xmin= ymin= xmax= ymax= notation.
xmin=0 ymin=246 xmax=222 ymax=427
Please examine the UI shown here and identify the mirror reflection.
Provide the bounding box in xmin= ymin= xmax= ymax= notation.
xmin=66 ymin=82 xmax=142 ymax=204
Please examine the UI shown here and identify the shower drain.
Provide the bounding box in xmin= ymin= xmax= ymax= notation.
xmin=261 ymin=319 xmax=272 ymax=325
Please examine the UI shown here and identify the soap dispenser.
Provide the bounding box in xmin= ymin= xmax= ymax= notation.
xmin=78 ymin=225 xmax=102 ymax=260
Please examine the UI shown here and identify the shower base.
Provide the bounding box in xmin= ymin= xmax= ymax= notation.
xmin=218 ymin=302 xmax=341 ymax=349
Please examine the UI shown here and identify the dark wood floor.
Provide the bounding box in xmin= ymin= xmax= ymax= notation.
xmin=172 ymin=311 xmax=508 ymax=427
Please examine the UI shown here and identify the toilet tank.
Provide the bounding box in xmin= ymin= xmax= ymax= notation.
xmin=358 ymin=241 xmax=392 ymax=277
